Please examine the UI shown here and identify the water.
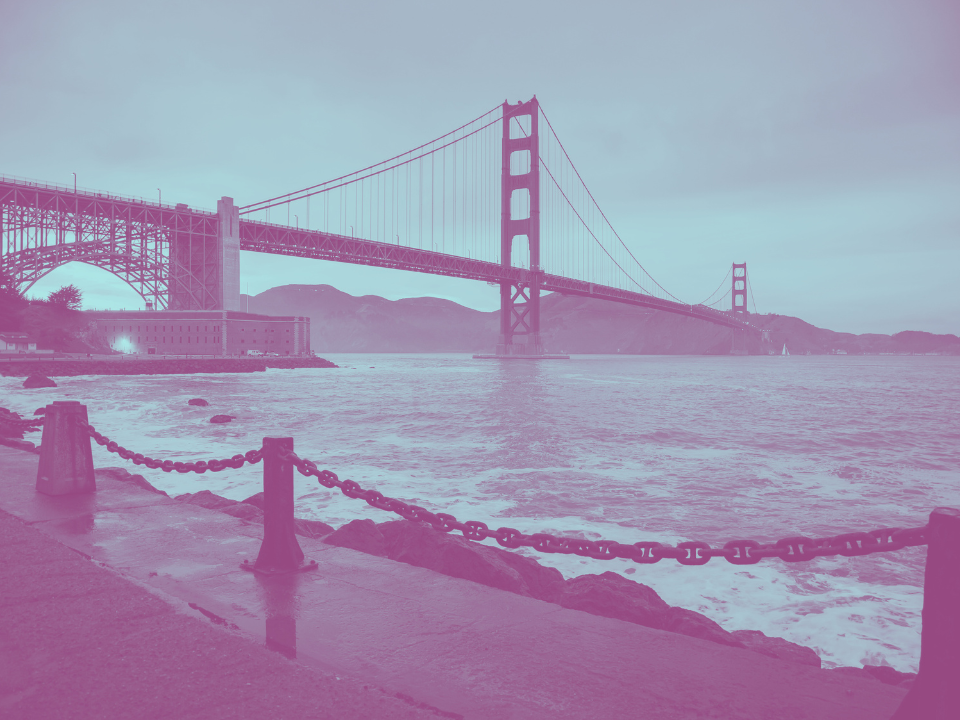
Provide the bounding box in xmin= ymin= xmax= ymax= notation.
xmin=5 ymin=354 xmax=959 ymax=672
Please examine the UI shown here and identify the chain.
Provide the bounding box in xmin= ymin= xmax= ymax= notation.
xmin=281 ymin=449 xmax=928 ymax=566
xmin=77 ymin=419 xmax=263 ymax=473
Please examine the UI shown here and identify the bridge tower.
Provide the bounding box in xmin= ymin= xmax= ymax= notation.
xmin=732 ymin=262 xmax=748 ymax=313
xmin=496 ymin=97 xmax=544 ymax=357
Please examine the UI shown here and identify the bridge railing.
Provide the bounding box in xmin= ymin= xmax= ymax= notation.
xmin=9 ymin=401 xmax=955 ymax=717
xmin=0 ymin=173 xmax=216 ymax=214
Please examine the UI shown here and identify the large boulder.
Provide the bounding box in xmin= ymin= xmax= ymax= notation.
xmin=0 ymin=408 xmax=26 ymax=439
xmin=661 ymin=607 xmax=745 ymax=648
xmin=187 ymin=398 xmax=209 ymax=406
xmin=209 ymin=414 xmax=235 ymax=424
xmin=96 ymin=467 xmax=168 ymax=496
xmin=294 ymin=518 xmax=335 ymax=539
xmin=23 ymin=374 xmax=56 ymax=389
xmin=325 ymin=519 xmax=566 ymax=602
xmin=731 ymin=630 xmax=821 ymax=667
xmin=558 ymin=572 xmax=670 ymax=629
xmin=379 ymin=520 xmax=566 ymax=602
xmin=242 ymin=492 xmax=265 ymax=509
xmin=175 ymin=489 xmax=332 ymax=536
xmin=175 ymin=489 xmax=239 ymax=510
xmin=325 ymin=519 xmax=388 ymax=556
xmin=862 ymin=664 xmax=917 ymax=687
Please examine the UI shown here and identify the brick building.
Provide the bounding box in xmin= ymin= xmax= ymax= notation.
xmin=87 ymin=310 xmax=310 ymax=356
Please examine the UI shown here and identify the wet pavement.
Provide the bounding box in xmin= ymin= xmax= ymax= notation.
xmin=0 ymin=445 xmax=907 ymax=719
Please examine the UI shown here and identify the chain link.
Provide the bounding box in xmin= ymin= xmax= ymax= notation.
xmin=77 ymin=419 xmax=262 ymax=473
xmin=280 ymin=449 xmax=928 ymax=566
xmin=52 ymin=417 xmax=932 ymax=565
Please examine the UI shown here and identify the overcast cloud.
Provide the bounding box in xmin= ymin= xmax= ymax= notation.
xmin=2 ymin=0 xmax=957 ymax=334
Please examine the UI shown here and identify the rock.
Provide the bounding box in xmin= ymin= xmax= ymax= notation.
xmin=175 ymin=489 xmax=262 ymax=521
xmin=862 ymin=664 xmax=917 ymax=687
xmin=325 ymin=519 xmax=389 ymax=556
xmin=96 ymin=467 xmax=168 ymax=496
xmin=174 ymin=489 xmax=239 ymax=510
xmin=731 ymin=630 xmax=821 ymax=667
xmin=221 ymin=503 xmax=264 ymax=522
xmin=209 ymin=414 xmax=235 ymax=424
xmin=187 ymin=398 xmax=209 ymax=406
xmin=175 ymin=489 xmax=332 ymax=533
xmin=824 ymin=667 xmax=881 ymax=683
xmin=377 ymin=520 xmax=566 ymax=602
xmin=242 ymin=492 xmax=265 ymax=509
xmin=0 ymin=437 xmax=36 ymax=453
xmin=559 ymin=572 xmax=670 ymax=629
xmin=0 ymin=408 xmax=25 ymax=439
xmin=34 ymin=407 xmax=45 ymax=415
xmin=294 ymin=518 xmax=335 ymax=539
xmin=23 ymin=374 xmax=57 ymax=389
xmin=661 ymin=607 xmax=746 ymax=648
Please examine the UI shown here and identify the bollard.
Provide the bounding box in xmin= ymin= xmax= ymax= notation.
xmin=890 ymin=507 xmax=960 ymax=720
xmin=241 ymin=437 xmax=316 ymax=575
xmin=36 ymin=401 xmax=95 ymax=496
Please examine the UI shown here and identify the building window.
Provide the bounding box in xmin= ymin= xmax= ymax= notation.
xmin=241 ymin=339 xmax=245 ymax=344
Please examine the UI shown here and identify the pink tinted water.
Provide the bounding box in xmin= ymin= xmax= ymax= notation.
xmin=7 ymin=353 xmax=958 ymax=672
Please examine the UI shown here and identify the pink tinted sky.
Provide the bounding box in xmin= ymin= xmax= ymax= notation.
xmin=1 ymin=0 xmax=957 ymax=335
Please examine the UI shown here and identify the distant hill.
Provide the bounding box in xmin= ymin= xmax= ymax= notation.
xmin=242 ymin=285 xmax=960 ymax=355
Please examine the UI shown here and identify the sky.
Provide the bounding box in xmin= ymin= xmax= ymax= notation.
xmin=1 ymin=0 xmax=958 ymax=335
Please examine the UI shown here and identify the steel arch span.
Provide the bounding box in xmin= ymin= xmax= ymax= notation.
xmin=0 ymin=177 xmax=234 ymax=311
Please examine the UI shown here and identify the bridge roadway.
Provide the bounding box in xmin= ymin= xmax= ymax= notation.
xmin=240 ymin=219 xmax=758 ymax=331
xmin=1 ymin=176 xmax=756 ymax=330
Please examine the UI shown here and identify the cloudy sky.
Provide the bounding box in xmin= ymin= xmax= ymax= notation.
xmin=2 ymin=0 xmax=957 ymax=334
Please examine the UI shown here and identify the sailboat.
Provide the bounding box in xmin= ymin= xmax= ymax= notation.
xmin=781 ymin=343 xmax=790 ymax=356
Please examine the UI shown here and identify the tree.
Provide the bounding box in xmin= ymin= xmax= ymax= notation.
xmin=0 ymin=271 xmax=27 ymax=330
xmin=47 ymin=284 xmax=83 ymax=311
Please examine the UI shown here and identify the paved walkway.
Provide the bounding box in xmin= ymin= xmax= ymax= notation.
xmin=0 ymin=445 xmax=907 ymax=719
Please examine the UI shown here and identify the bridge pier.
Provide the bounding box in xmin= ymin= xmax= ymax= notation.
xmin=477 ymin=97 xmax=566 ymax=360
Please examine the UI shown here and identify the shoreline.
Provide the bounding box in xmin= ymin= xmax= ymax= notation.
xmin=0 ymin=442 xmax=913 ymax=718
xmin=0 ymin=355 xmax=338 ymax=377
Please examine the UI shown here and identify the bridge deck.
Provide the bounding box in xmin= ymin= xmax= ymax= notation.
xmin=239 ymin=220 xmax=757 ymax=331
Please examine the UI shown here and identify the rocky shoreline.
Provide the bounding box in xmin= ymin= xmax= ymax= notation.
xmin=109 ymin=468 xmax=916 ymax=690
xmin=0 ymin=356 xmax=338 ymax=377
xmin=0 ymin=412 xmax=919 ymax=690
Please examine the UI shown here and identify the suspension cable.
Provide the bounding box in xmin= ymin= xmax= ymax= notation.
xmin=241 ymin=104 xmax=501 ymax=213
xmin=538 ymin=106 xmax=684 ymax=303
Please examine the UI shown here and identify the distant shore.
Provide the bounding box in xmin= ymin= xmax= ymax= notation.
xmin=0 ymin=355 xmax=338 ymax=377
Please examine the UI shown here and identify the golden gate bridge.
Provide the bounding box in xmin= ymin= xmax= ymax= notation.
xmin=1 ymin=97 xmax=757 ymax=357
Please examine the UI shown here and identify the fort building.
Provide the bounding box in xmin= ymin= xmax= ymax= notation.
xmin=86 ymin=310 xmax=310 ymax=356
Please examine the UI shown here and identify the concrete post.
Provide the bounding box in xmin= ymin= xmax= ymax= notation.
xmin=36 ymin=401 xmax=95 ymax=495
xmin=242 ymin=437 xmax=315 ymax=575
xmin=217 ymin=196 xmax=241 ymax=311
xmin=890 ymin=507 xmax=960 ymax=720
